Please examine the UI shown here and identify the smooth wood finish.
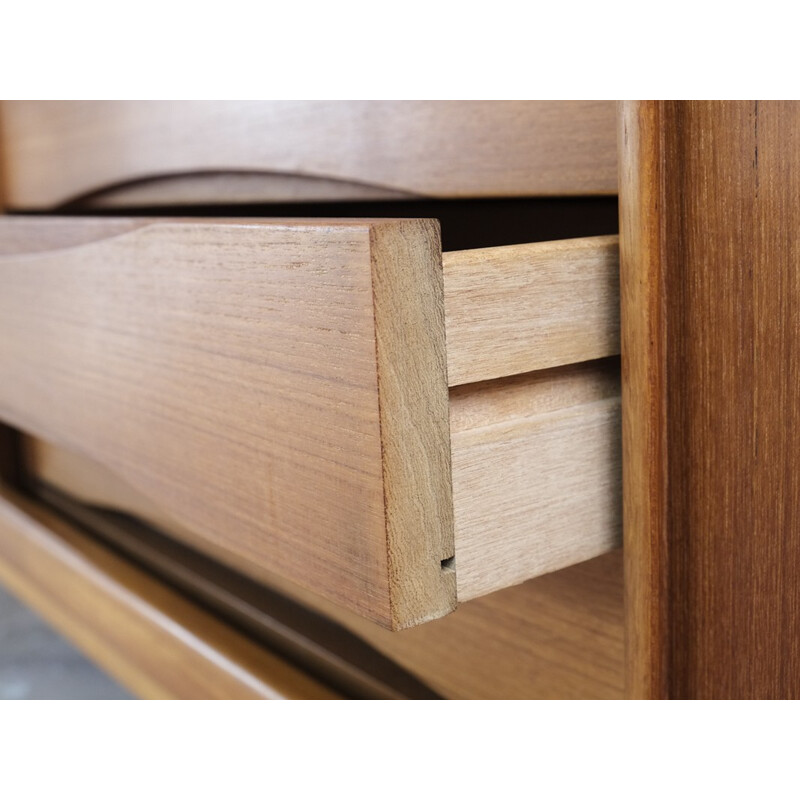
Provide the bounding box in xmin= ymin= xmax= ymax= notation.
xmin=0 ymin=217 xmax=455 ymax=630
xmin=20 ymin=470 xmax=626 ymax=699
xmin=450 ymin=362 xmax=621 ymax=600
xmin=0 ymin=101 xmax=618 ymax=208
xmin=619 ymin=101 xmax=668 ymax=700
xmin=1 ymin=216 xmax=622 ymax=618
xmin=621 ymin=100 xmax=800 ymax=699
xmin=0 ymin=485 xmax=339 ymax=699
xmin=32 ymin=485 xmax=442 ymax=700
xmin=444 ymin=235 xmax=620 ymax=385
xmin=24 ymin=358 xmax=623 ymax=606
xmin=338 ymin=550 xmax=624 ymax=699
xmin=167 ymin=543 xmax=624 ymax=700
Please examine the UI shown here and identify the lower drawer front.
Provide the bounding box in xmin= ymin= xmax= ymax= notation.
xmin=283 ymin=549 xmax=624 ymax=700
xmin=10 ymin=472 xmax=625 ymax=700
xmin=0 ymin=216 xmax=620 ymax=628
xmin=0 ymin=484 xmax=340 ymax=699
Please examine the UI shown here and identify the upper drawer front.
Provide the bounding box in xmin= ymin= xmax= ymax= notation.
xmin=0 ymin=216 xmax=454 ymax=630
xmin=0 ymin=101 xmax=618 ymax=208
xmin=0 ymin=216 xmax=622 ymax=628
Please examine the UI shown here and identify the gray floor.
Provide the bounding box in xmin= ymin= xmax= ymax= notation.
xmin=0 ymin=583 xmax=132 ymax=699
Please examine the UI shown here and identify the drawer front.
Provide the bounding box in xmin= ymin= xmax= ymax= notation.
xmin=0 ymin=216 xmax=621 ymax=628
xmin=0 ymin=484 xmax=341 ymax=699
xmin=0 ymin=217 xmax=454 ymax=629
xmin=0 ymin=101 xmax=618 ymax=209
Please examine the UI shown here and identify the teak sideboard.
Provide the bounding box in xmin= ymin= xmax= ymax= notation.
xmin=0 ymin=101 xmax=794 ymax=699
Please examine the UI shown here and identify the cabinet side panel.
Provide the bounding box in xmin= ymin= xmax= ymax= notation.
xmin=621 ymin=100 xmax=800 ymax=698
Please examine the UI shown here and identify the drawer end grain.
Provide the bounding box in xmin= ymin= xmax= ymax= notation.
xmin=370 ymin=220 xmax=456 ymax=628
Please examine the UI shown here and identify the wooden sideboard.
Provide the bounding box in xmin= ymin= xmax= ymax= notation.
xmin=0 ymin=101 xmax=794 ymax=699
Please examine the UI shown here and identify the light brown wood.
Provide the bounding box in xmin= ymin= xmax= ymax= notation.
xmin=443 ymin=236 xmax=620 ymax=385
xmin=24 ymin=360 xmax=622 ymax=605
xmin=0 ymin=216 xmax=455 ymax=629
xmin=24 ymin=439 xmax=186 ymax=537
xmin=370 ymin=223 xmax=455 ymax=624
xmin=30 ymin=485 xmax=444 ymax=700
xmin=139 ymin=527 xmax=623 ymax=699
xmin=184 ymin=546 xmax=624 ymax=700
xmin=0 ymin=101 xmax=618 ymax=208
xmin=0 ymin=216 xmax=623 ymax=621
xmin=451 ymin=362 xmax=621 ymax=600
xmin=0 ymin=484 xmax=340 ymax=699
xmin=16 ymin=460 xmax=625 ymax=699
xmin=621 ymin=101 xmax=800 ymax=699
xmin=336 ymin=550 xmax=624 ymax=699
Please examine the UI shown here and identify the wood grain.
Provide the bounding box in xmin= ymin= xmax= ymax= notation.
xmin=176 ymin=543 xmax=624 ymax=700
xmin=32 ymin=485 xmax=442 ymax=700
xmin=370 ymin=222 xmax=455 ymax=624
xmin=344 ymin=550 xmax=624 ymax=699
xmin=0 ymin=216 xmax=454 ymax=629
xmin=0 ymin=485 xmax=339 ymax=699
xmin=24 ymin=357 xmax=623 ymax=607
xmin=450 ymin=362 xmax=621 ymax=600
xmin=23 ymin=470 xmax=626 ymax=699
xmin=620 ymin=100 xmax=800 ymax=699
xmin=444 ymin=236 xmax=620 ymax=385
xmin=0 ymin=101 xmax=618 ymax=208
xmin=618 ymin=101 xmax=667 ymax=700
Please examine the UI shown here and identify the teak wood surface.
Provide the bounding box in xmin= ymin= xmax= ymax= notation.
xmin=228 ymin=549 xmax=625 ymax=700
xmin=450 ymin=362 xmax=620 ymax=600
xmin=0 ymin=101 xmax=618 ymax=208
xmin=21 ymin=460 xmax=626 ymax=699
xmin=0 ymin=217 xmax=455 ymax=629
xmin=24 ymin=358 xmax=622 ymax=606
xmin=443 ymin=236 xmax=619 ymax=386
xmin=0 ymin=218 xmax=621 ymax=624
xmin=0 ymin=484 xmax=339 ymax=699
xmin=621 ymin=100 xmax=800 ymax=699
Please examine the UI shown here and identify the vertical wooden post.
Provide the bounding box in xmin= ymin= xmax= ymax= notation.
xmin=621 ymin=101 xmax=800 ymax=698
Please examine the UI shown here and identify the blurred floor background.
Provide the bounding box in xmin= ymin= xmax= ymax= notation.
xmin=0 ymin=583 xmax=131 ymax=699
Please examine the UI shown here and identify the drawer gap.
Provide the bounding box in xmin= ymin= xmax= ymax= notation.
xmin=17 ymin=196 xmax=618 ymax=251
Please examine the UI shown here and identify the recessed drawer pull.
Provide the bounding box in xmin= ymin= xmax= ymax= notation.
xmin=0 ymin=101 xmax=618 ymax=209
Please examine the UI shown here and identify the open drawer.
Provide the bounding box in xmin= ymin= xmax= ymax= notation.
xmin=0 ymin=216 xmax=620 ymax=629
